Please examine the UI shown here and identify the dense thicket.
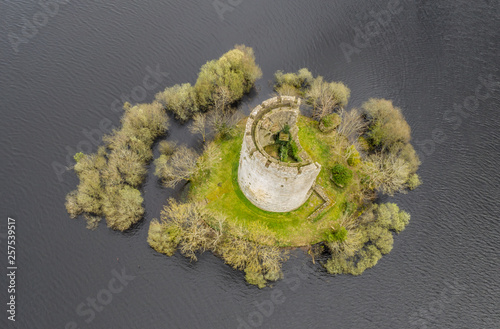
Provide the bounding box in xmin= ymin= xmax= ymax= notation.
xmin=273 ymin=68 xmax=350 ymax=119
xmin=324 ymin=203 xmax=410 ymax=275
xmin=362 ymin=98 xmax=411 ymax=150
xmin=65 ymin=102 xmax=169 ymax=230
xmin=155 ymin=45 xmax=262 ymax=122
xmin=66 ymin=45 xmax=261 ymax=231
xmin=154 ymin=141 xmax=220 ymax=189
xmin=360 ymin=98 xmax=422 ymax=195
xmin=148 ymin=199 xmax=289 ymax=288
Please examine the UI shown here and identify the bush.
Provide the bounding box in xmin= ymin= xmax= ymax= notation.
xmin=195 ymin=46 xmax=262 ymax=110
xmin=74 ymin=152 xmax=85 ymax=163
xmin=154 ymin=145 xmax=199 ymax=188
xmin=407 ymin=173 xmax=422 ymax=190
xmin=362 ymin=98 xmax=411 ymax=150
xmin=391 ymin=143 xmax=420 ymax=174
xmin=101 ymin=185 xmax=144 ymax=231
xmin=376 ymin=203 xmax=410 ymax=233
xmin=290 ymin=140 xmax=301 ymax=162
xmin=324 ymin=243 xmax=383 ymax=276
xmin=207 ymin=108 xmax=242 ymax=141
xmin=331 ymin=164 xmax=353 ymax=187
xmin=319 ymin=113 xmax=341 ymax=133
xmin=325 ymin=226 xmax=348 ymax=243
xmin=275 ymin=84 xmax=301 ymax=97
xmin=158 ymin=140 xmax=177 ymax=156
xmin=353 ymin=245 xmax=382 ymax=275
xmin=155 ymin=83 xmax=198 ymax=122
xmin=307 ymin=77 xmax=351 ymax=119
xmin=147 ymin=200 xmax=288 ymax=288
xmin=346 ymin=145 xmax=361 ymax=167
xmin=66 ymin=102 xmax=169 ymax=231
xmin=274 ymin=68 xmax=313 ymax=91
xmin=121 ymin=102 xmax=170 ymax=143
xmin=366 ymin=225 xmax=394 ymax=254
xmin=65 ymin=190 xmax=82 ymax=218
xmin=279 ymin=143 xmax=289 ymax=162
xmin=147 ymin=220 xmax=179 ymax=256
xmin=367 ymin=153 xmax=411 ymax=195
xmin=322 ymin=113 xmax=341 ymax=128
xmin=107 ymin=148 xmax=147 ymax=187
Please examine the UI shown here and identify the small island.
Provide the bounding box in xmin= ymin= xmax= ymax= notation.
xmin=66 ymin=46 xmax=421 ymax=288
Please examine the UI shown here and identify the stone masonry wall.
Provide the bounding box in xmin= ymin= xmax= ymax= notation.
xmin=238 ymin=96 xmax=321 ymax=212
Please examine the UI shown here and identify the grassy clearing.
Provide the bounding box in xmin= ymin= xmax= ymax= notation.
xmin=188 ymin=115 xmax=363 ymax=247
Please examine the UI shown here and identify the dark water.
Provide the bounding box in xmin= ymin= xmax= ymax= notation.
xmin=1 ymin=0 xmax=500 ymax=328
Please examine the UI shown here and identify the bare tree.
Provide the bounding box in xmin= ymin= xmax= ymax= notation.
xmin=197 ymin=142 xmax=221 ymax=173
xmin=157 ymin=146 xmax=199 ymax=188
xmin=207 ymin=108 xmax=244 ymax=140
xmin=337 ymin=108 xmax=367 ymax=146
xmin=213 ymin=85 xmax=233 ymax=113
xmin=306 ymin=77 xmax=351 ymax=120
xmin=275 ymin=84 xmax=300 ymax=97
xmin=189 ymin=113 xmax=207 ymax=142
xmin=366 ymin=153 xmax=410 ymax=196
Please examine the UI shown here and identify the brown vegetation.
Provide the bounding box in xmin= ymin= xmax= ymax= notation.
xmin=156 ymin=45 xmax=261 ymax=122
xmin=65 ymin=102 xmax=169 ymax=230
xmin=324 ymin=202 xmax=410 ymax=275
xmin=148 ymin=199 xmax=289 ymax=288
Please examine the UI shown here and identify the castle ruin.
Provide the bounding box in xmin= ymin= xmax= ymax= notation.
xmin=238 ymin=96 xmax=321 ymax=212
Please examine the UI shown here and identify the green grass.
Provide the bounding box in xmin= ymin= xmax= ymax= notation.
xmin=189 ymin=116 xmax=364 ymax=247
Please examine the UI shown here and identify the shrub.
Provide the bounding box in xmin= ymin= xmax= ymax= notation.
xmin=366 ymin=225 xmax=394 ymax=254
xmin=331 ymin=164 xmax=353 ymax=187
xmin=65 ymin=190 xmax=82 ymax=218
xmin=376 ymin=203 xmax=410 ymax=233
xmin=189 ymin=113 xmax=208 ymax=142
xmin=83 ymin=214 xmax=101 ymax=230
xmin=245 ymin=269 xmax=267 ymax=289
xmin=155 ymin=83 xmax=198 ymax=122
xmin=107 ymin=148 xmax=147 ymax=187
xmin=290 ymin=140 xmax=301 ymax=162
xmin=367 ymin=153 xmax=411 ymax=195
xmin=319 ymin=113 xmax=341 ymax=133
xmin=324 ymin=254 xmax=348 ymax=275
xmin=74 ymin=152 xmax=85 ymax=163
xmin=346 ymin=145 xmax=361 ymax=167
xmin=121 ymin=102 xmax=170 ymax=142
xmin=147 ymin=200 xmax=288 ymax=288
xmin=101 ymin=185 xmax=144 ymax=231
xmin=307 ymin=77 xmax=351 ymax=119
xmin=147 ymin=220 xmax=178 ymax=256
xmin=325 ymin=226 xmax=348 ymax=243
xmin=158 ymin=140 xmax=177 ymax=156
xmin=275 ymin=84 xmax=301 ymax=97
xmin=353 ymin=245 xmax=382 ymax=275
xmin=390 ymin=142 xmax=420 ymax=174
xmin=154 ymin=145 xmax=199 ymax=188
xmin=322 ymin=113 xmax=341 ymax=128
xmin=336 ymin=108 xmax=366 ymax=144
xmin=207 ymin=108 xmax=243 ymax=141
xmin=274 ymin=71 xmax=301 ymax=89
xmin=274 ymin=68 xmax=313 ymax=89
xmin=407 ymin=173 xmax=422 ymax=190
xmin=325 ymin=242 xmax=383 ymax=276
xmin=362 ymin=98 xmax=411 ymax=150
xmin=274 ymin=68 xmax=313 ymax=97
xmin=195 ymin=46 xmax=262 ymax=110
xmin=67 ymin=102 xmax=169 ymax=231
xmin=279 ymin=143 xmax=289 ymax=162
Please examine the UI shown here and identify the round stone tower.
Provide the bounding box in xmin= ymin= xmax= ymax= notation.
xmin=238 ymin=96 xmax=321 ymax=212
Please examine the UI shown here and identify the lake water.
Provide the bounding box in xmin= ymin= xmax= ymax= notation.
xmin=1 ymin=0 xmax=499 ymax=328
